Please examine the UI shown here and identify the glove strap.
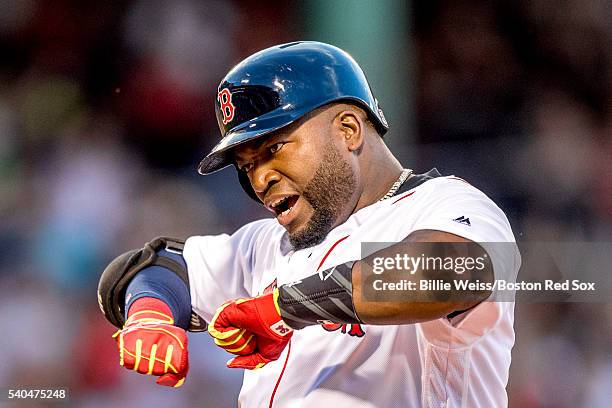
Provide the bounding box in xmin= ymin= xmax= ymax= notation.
xmin=126 ymin=297 xmax=174 ymax=325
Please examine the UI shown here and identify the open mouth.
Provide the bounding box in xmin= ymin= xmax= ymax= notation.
xmin=269 ymin=195 xmax=300 ymax=217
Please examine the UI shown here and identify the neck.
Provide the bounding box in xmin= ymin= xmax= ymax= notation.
xmin=353 ymin=146 xmax=404 ymax=213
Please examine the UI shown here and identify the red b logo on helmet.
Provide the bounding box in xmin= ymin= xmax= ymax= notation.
xmin=218 ymin=88 xmax=235 ymax=125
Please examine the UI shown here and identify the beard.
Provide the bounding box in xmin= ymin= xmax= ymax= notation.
xmin=288 ymin=145 xmax=357 ymax=251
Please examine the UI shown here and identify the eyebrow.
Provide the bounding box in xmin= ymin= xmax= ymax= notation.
xmin=233 ymin=132 xmax=286 ymax=163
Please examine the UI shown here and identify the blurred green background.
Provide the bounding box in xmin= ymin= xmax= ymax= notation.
xmin=0 ymin=0 xmax=610 ymax=407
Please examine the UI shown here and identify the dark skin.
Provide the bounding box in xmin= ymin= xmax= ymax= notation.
xmin=234 ymin=103 xmax=493 ymax=324
xmin=353 ymin=229 xmax=493 ymax=324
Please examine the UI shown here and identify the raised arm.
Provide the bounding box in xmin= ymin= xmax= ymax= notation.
xmin=277 ymin=229 xmax=493 ymax=329
xmin=97 ymin=237 xmax=204 ymax=387
xmin=96 ymin=220 xmax=270 ymax=385
xmin=207 ymin=229 xmax=494 ymax=370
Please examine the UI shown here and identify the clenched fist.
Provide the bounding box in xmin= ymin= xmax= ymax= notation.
xmin=209 ymin=290 xmax=293 ymax=370
xmin=113 ymin=297 xmax=188 ymax=387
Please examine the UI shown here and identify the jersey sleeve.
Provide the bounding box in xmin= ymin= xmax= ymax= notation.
xmin=407 ymin=177 xmax=521 ymax=347
xmin=182 ymin=219 xmax=272 ymax=322
xmin=410 ymin=177 xmax=516 ymax=245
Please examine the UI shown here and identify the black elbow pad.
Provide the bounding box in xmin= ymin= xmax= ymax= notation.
xmin=96 ymin=237 xmax=206 ymax=331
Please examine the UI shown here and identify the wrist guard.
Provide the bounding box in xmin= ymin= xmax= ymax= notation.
xmin=277 ymin=261 xmax=361 ymax=329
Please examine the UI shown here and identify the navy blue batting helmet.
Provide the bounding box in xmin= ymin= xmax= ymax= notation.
xmin=197 ymin=41 xmax=388 ymax=176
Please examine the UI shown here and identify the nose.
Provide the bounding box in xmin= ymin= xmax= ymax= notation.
xmin=251 ymin=162 xmax=281 ymax=195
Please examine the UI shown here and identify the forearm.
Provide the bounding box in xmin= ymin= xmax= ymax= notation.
xmin=97 ymin=237 xmax=207 ymax=331
xmin=351 ymin=260 xmax=487 ymax=325
xmin=277 ymin=230 xmax=493 ymax=328
xmin=124 ymin=249 xmax=192 ymax=329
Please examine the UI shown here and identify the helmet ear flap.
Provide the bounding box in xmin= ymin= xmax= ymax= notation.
xmin=237 ymin=168 xmax=261 ymax=202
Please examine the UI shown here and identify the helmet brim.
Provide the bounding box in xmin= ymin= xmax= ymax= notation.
xmin=197 ymin=107 xmax=306 ymax=174
xmin=198 ymin=96 xmax=388 ymax=175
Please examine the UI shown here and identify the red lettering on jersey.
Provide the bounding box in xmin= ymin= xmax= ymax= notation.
xmin=218 ymin=88 xmax=235 ymax=125
xmin=322 ymin=323 xmax=365 ymax=338
xmin=322 ymin=322 xmax=343 ymax=331
xmin=346 ymin=324 xmax=366 ymax=337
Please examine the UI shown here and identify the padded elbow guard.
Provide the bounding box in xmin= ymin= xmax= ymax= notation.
xmin=97 ymin=237 xmax=207 ymax=332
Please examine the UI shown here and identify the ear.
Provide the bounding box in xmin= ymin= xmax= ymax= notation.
xmin=336 ymin=110 xmax=364 ymax=152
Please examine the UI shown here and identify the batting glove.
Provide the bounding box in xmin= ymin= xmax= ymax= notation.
xmin=209 ymin=289 xmax=293 ymax=370
xmin=113 ymin=297 xmax=188 ymax=387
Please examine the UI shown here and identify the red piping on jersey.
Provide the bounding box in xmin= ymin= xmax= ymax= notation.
xmin=268 ymin=228 xmax=351 ymax=405
xmin=447 ymin=176 xmax=471 ymax=185
xmin=392 ymin=191 xmax=415 ymax=204
xmin=269 ymin=230 xmax=347 ymax=404
xmin=317 ymin=235 xmax=350 ymax=271
xmin=269 ymin=341 xmax=291 ymax=408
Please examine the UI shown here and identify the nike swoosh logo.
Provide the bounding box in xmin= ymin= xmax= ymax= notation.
xmin=320 ymin=266 xmax=336 ymax=281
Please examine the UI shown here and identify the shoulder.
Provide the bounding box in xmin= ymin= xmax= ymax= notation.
xmin=237 ymin=218 xmax=281 ymax=237
xmin=245 ymin=218 xmax=286 ymax=249
xmin=405 ymin=175 xmax=500 ymax=210
xmin=390 ymin=169 xmax=488 ymax=206
xmin=185 ymin=218 xmax=281 ymax=252
xmin=418 ymin=174 xmax=483 ymax=193
xmin=410 ymin=176 xmax=516 ymax=242
xmin=229 ymin=218 xmax=287 ymax=253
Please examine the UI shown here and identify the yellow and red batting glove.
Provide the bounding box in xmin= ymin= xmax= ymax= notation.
xmin=209 ymin=289 xmax=293 ymax=370
xmin=113 ymin=297 xmax=188 ymax=387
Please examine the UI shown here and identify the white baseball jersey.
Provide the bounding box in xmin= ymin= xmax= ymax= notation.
xmin=183 ymin=174 xmax=521 ymax=407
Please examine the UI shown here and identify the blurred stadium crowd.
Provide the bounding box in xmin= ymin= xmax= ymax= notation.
xmin=0 ymin=1 xmax=609 ymax=407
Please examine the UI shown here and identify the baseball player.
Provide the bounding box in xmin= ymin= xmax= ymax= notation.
xmin=98 ymin=41 xmax=520 ymax=407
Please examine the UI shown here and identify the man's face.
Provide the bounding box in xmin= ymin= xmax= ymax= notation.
xmin=234 ymin=108 xmax=358 ymax=250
